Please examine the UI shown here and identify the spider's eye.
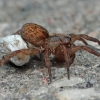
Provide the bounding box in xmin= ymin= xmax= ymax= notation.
xmin=65 ymin=36 xmax=71 ymax=41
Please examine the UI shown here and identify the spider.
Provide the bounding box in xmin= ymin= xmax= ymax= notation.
xmin=0 ymin=23 xmax=100 ymax=82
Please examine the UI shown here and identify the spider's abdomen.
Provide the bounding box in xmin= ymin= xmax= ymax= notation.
xmin=20 ymin=23 xmax=49 ymax=47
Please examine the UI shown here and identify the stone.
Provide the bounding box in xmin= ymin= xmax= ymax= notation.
xmin=55 ymin=88 xmax=100 ymax=100
xmin=0 ymin=35 xmax=30 ymax=66
xmin=49 ymin=77 xmax=85 ymax=89
xmin=32 ymin=87 xmax=49 ymax=97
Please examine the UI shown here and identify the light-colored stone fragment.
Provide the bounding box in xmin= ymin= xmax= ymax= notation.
xmin=49 ymin=77 xmax=85 ymax=89
xmin=55 ymin=88 xmax=100 ymax=100
xmin=0 ymin=35 xmax=30 ymax=66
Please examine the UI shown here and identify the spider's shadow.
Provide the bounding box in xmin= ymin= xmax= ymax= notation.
xmin=6 ymin=55 xmax=42 ymax=72
xmin=6 ymin=54 xmax=65 ymax=73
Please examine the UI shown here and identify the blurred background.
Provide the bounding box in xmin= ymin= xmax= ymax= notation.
xmin=0 ymin=0 xmax=100 ymax=39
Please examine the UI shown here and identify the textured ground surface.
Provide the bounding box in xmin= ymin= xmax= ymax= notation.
xmin=0 ymin=0 xmax=100 ymax=100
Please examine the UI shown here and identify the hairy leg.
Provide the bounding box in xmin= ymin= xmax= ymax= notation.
xmin=70 ymin=34 xmax=100 ymax=45
xmin=55 ymin=44 xmax=75 ymax=64
xmin=16 ymin=30 xmax=21 ymax=34
xmin=12 ymin=29 xmax=21 ymax=35
xmin=70 ymin=46 xmax=100 ymax=57
xmin=61 ymin=45 xmax=71 ymax=79
xmin=69 ymin=53 xmax=75 ymax=65
xmin=69 ymin=34 xmax=88 ymax=45
xmin=44 ymin=49 xmax=52 ymax=82
xmin=80 ymin=34 xmax=100 ymax=45
xmin=0 ymin=48 xmax=40 ymax=66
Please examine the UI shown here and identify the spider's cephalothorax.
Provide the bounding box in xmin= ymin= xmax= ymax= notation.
xmin=44 ymin=35 xmax=71 ymax=54
xmin=0 ymin=23 xmax=100 ymax=83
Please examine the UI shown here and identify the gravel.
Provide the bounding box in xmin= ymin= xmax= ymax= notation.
xmin=0 ymin=0 xmax=100 ymax=100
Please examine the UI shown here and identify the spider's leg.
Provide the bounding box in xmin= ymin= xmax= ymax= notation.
xmin=12 ymin=29 xmax=21 ymax=35
xmin=69 ymin=34 xmax=88 ymax=45
xmin=70 ymin=46 xmax=100 ymax=57
xmin=78 ymin=34 xmax=100 ymax=45
xmin=15 ymin=29 xmax=21 ymax=34
xmin=61 ymin=45 xmax=71 ymax=79
xmin=0 ymin=48 xmax=40 ymax=66
xmin=70 ymin=45 xmax=76 ymax=65
xmin=54 ymin=44 xmax=75 ymax=64
xmin=72 ymin=34 xmax=100 ymax=45
xmin=68 ymin=33 xmax=77 ymax=37
xmin=69 ymin=53 xmax=75 ymax=65
xmin=44 ymin=49 xmax=52 ymax=82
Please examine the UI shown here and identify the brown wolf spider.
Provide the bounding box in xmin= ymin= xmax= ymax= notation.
xmin=0 ymin=23 xmax=100 ymax=82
